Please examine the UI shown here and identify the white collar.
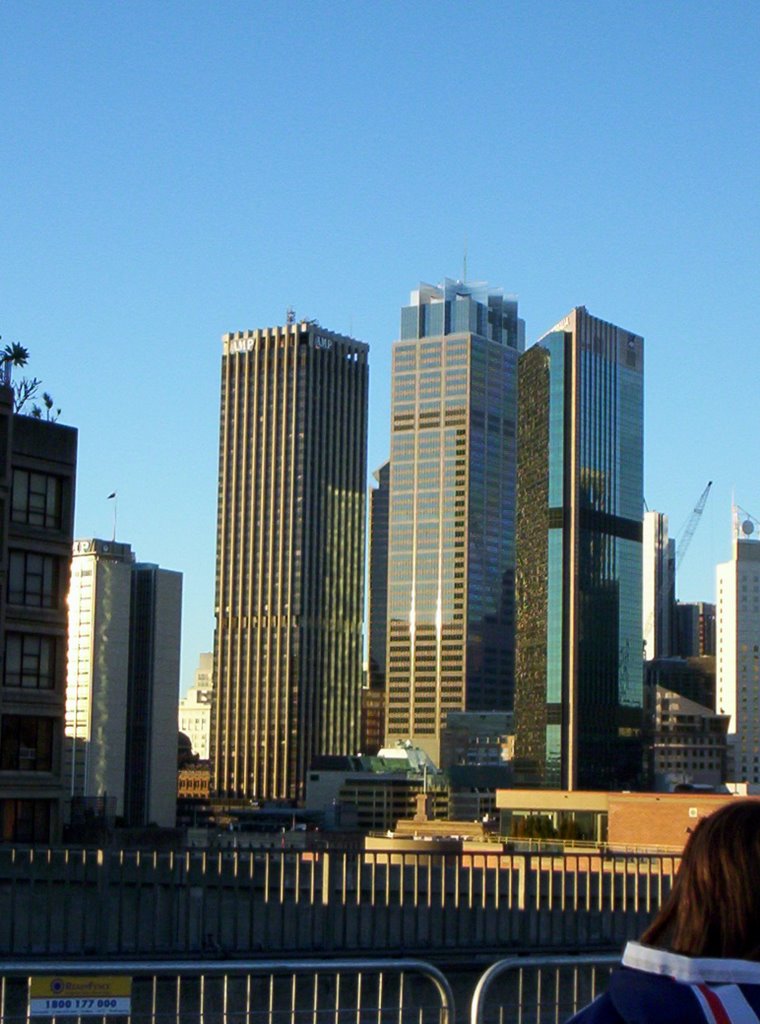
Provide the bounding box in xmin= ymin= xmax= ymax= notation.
xmin=623 ymin=942 xmax=760 ymax=985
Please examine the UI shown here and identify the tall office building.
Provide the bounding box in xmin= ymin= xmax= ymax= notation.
xmin=384 ymin=279 xmax=524 ymax=765
xmin=716 ymin=508 xmax=760 ymax=783
xmin=514 ymin=307 xmax=644 ymax=790
xmin=363 ymin=461 xmax=390 ymax=755
xmin=212 ymin=320 xmax=368 ymax=802
xmin=368 ymin=462 xmax=390 ymax=695
xmin=65 ymin=540 xmax=182 ymax=827
xmin=675 ymin=601 xmax=716 ymax=657
xmin=642 ymin=511 xmax=675 ymax=659
xmin=0 ymin=385 xmax=77 ymax=844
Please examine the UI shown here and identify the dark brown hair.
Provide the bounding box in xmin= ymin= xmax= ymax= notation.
xmin=641 ymin=799 xmax=760 ymax=959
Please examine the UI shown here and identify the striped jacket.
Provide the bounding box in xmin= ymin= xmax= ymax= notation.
xmin=568 ymin=942 xmax=760 ymax=1024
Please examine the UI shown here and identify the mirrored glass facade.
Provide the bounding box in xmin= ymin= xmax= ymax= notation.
xmin=386 ymin=280 xmax=524 ymax=765
xmin=515 ymin=307 xmax=644 ymax=790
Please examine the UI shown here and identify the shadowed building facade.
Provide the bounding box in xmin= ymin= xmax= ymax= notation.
xmin=385 ymin=280 xmax=524 ymax=765
xmin=212 ymin=321 xmax=368 ymax=802
xmin=515 ymin=307 xmax=644 ymax=790
xmin=65 ymin=540 xmax=182 ymax=828
xmin=0 ymin=388 xmax=77 ymax=844
xmin=363 ymin=460 xmax=390 ymax=755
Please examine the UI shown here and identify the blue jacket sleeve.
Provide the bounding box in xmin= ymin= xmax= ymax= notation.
xmin=566 ymin=993 xmax=625 ymax=1024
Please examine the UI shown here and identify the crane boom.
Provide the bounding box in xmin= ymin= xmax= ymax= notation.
xmin=642 ymin=480 xmax=712 ymax=658
xmin=676 ymin=480 xmax=712 ymax=570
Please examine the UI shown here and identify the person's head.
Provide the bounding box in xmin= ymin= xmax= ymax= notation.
xmin=641 ymin=799 xmax=760 ymax=959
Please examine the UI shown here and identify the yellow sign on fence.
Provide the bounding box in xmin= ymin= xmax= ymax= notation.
xmin=29 ymin=976 xmax=132 ymax=1017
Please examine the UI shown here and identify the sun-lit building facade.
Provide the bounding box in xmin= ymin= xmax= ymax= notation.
xmin=212 ymin=320 xmax=368 ymax=802
xmin=384 ymin=279 xmax=524 ymax=765
xmin=716 ymin=508 xmax=760 ymax=783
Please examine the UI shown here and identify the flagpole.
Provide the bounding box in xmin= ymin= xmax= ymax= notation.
xmin=107 ymin=492 xmax=118 ymax=542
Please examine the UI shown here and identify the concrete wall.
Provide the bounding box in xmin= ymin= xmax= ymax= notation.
xmin=0 ymin=846 xmax=677 ymax=958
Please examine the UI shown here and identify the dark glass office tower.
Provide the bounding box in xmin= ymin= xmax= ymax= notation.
xmin=514 ymin=307 xmax=644 ymax=790
xmin=385 ymin=280 xmax=524 ymax=765
xmin=368 ymin=461 xmax=390 ymax=695
xmin=212 ymin=321 xmax=369 ymax=802
xmin=363 ymin=461 xmax=390 ymax=755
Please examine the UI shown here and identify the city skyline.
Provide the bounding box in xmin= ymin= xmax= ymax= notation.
xmin=4 ymin=2 xmax=759 ymax=692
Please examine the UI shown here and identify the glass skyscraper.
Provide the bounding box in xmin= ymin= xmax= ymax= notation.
xmin=514 ymin=307 xmax=644 ymax=790
xmin=385 ymin=279 xmax=524 ymax=765
xmin=212 ymin=321 xmax=368 ymax=802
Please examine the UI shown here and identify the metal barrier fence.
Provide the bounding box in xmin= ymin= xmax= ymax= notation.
xmin=0 ymin=847 xmax=677 ymax=957
xmin=0 ymin=959 xmax=455 ymax=1024
xmin=470 ymin=954 xmax=620 ymax=1024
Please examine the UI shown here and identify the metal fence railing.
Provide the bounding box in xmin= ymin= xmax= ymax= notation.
xmin=0 ymin=845 xmax=675 ymax=957
xmin=470 ymin=954 xmax=620 ymax=1024
xmin=0 ymin=958 xmax=455 ymax=1024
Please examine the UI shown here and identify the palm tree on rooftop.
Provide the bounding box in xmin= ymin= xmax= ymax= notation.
xmin=0 ymin=340 xmax=30 ymax=385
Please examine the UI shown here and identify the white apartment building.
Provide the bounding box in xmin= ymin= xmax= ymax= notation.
xmin=66 ymin=539 xmax=182 ymax=826
xmin=716 ymin=510 xmax=760 ymax=783
xmin=179 ymin=652 xmax=212 ymax=759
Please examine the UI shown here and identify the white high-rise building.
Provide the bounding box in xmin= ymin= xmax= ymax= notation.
xmin=65 ymin=539 xmax=182 ymax=826
xmin=716 ymin=508 xmax=760 ymax=783
xmin=179 ymin=652 xmax=212 ymax=759
xmin=642 ymin=511 xmax=675 ymax=660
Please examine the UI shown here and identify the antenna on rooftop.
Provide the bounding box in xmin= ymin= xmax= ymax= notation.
xmin=463 ymin=238 xmax=468 ymax=283
xmin=286 ymin=307 xmax=296 ymax=325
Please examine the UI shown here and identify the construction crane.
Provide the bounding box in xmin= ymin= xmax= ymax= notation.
xmin=676 ymin=480 xmax=712 ymax=571
xmin=642 ymin=480 xmax=712 ymax=657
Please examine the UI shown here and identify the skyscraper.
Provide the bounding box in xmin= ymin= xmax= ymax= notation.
xmin=384 ymin=279 xmax=524 ymax=765
xmin=212 ymin=320 xmax=368 ymax=802
xmin=675 ymin=601 xmax=716 ymax=657
xmin=65 ymin=540 xmax=182 ymax=827
xmin=643 ymin=510 xmax=675 ymax=660
xmin=514 ymin=307 xmax=644 ymax=790
xmin=364 ymin=461 xmax=390 ymax=755
xmin=716 ymin=507 xmax=760 ymax=783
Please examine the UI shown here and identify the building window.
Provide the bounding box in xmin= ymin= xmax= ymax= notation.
xmin=0 ymin=799 xmax=50 ymax=843
xmin=4 ymin=634 xmax=56 ymax=690
xmin=0 ymin=715 xmax=54 ymax=771
xmin=11 ymin=470 xmax=63 ymax=529
xmin=7 ymin=552 xmax=60 ymax=608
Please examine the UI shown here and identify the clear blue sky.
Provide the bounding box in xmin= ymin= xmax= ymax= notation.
xmin=3 ymin=1 xmax=759 ymax=692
